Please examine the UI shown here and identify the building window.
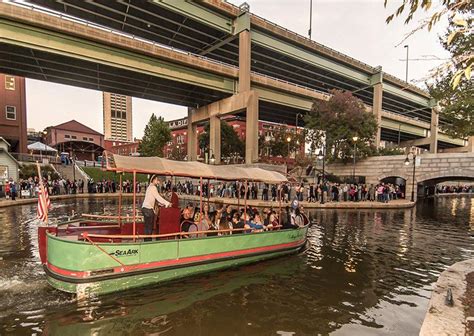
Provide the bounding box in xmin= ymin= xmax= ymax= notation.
xmin=64 ymin=134 xmax=71 ymax=139
xmin=5 ymin=76 xmax=15 ymax=90
xmin=83 ymin=137 xmax=88 ymax=141
xmin=5 ymin=106 xmax=16 ymax=120
xmin=89 ymin=137 xmax=93 ymax=141
xmin=71 ymin=135 xmax=77 ymax=139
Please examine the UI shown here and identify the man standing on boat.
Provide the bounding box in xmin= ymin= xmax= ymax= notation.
xmin=142 ymin=175 xmax=171 ymax=241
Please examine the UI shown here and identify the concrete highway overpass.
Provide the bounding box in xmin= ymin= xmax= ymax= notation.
xmin=0 ymin=1 xmax=470 ymax=163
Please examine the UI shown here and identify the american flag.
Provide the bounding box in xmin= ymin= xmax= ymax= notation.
xmin=36 ymin=163 xmax=52 ymax=222
xmin=37 ymin=186 xmax=51 ymax=222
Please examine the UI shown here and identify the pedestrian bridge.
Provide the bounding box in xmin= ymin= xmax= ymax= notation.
xmin=326 ymin=153 xmax=474 ymax=199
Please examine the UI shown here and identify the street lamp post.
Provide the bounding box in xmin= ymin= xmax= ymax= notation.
xmin=317 ymin=146 xmax=325 ymax=204
xmin=208 ymin=148 xmax=216 ymax=165
xmin=352 ymin=136 xmax=358 ymax=183
xmin=286 ymin=135 xmax=291 ymax=169
xmin=404 ymin=151 xmax=417 ymax=202
xmin=404 ymin=45 xmax=409 ymax=82
xmin=295 ymin=113 xmax=303 ymax=156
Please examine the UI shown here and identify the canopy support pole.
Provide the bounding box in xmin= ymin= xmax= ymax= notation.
xmin=237 ymin=181 xmax=240 ymax=208
xmin=132 ymin=171 xmax=136 ymax=242
xmin=278 ymin=184 xmax=282 ymax=227
xmin=199 ymin=177 xmax=203 ymax=227
xmin=118 ymin=173 xmax=123 ymax=228
xmin=244 ymin=180 xmax=248 ymax=222
xmin=207 ymin=178 xmax=210 ymax=205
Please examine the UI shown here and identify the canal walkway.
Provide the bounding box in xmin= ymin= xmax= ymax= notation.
xmin=0 ymin=193 xmax=415 ymax=209
xmin=420 ymin=258 xmax=474 ymax=336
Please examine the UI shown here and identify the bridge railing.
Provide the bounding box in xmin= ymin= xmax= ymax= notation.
xmin=11 ymin=153 xmax=61 ymax=164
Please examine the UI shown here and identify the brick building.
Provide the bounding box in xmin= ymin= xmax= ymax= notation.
xmin=44 ymin=120 xmax=104 ymax=161
xmin=104 ymin=138 xmax=141 ymax=156
xmin=164 ymin=116 xmax=302 ymax=164
xmin=0 ymin=74 xmax=27 ymax=153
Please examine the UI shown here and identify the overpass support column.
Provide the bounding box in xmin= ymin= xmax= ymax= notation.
xmin=467 ymin=136 xmax=474 ymax=152
xmin=209 ymin=115 xmax=221 ymax=164
xmin=371 ymin=70 xmax=383 ymax=148
xmin=187 ymin=108 xmax=197 ymax=161
xmin=245 ymin=92 xmax=259 ymax=164
xmin=237 ymin=14 xmax=258 ymax=163
xmin=429 ymin=106 xmax=439 ymax=153
xmin=238 ymin=24 xmax=251 ymax=92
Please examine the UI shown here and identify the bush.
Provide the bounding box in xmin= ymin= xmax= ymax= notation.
xmin=20 ymin=164 xmax=60 ymax=180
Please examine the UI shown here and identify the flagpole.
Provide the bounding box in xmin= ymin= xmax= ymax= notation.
xmin=36 ymin=162 xmax=49 ymax=225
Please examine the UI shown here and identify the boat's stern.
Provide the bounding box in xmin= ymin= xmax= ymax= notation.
xmin=38 ymin=225 xmax=57 ymax=264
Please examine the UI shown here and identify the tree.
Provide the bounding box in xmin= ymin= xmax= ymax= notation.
xmin=385 ymin=0 xmax=472 ymax=89
xmin=138 ymin=114 xmax=172 ymax=157
xmin=168 ymin=145 xmax=186 ymax=161
xmin=259 ymin=126 xmax=304 ymax=160
xmin=385 ymin=0 xmax=473 ymax=137
xmin=198 ymin=120 xmax=244 ymax=159
xmin=304 ymin=90 xmax=378 ymax=162
xmin=429 ymin=70 xmax=473 ymax=138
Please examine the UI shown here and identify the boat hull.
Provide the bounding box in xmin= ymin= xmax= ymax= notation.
xmin=44 ymin=226 xmax=308 ymax=297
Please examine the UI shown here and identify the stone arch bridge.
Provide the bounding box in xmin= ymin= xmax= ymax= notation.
xmin=326 ymin=153 xmax=474 ymax=199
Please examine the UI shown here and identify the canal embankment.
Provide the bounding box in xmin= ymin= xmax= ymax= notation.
xmin=420 ymin=258 xmax=474 ymax=336
xmin=0 ymin=193 xmax=415 ymax=209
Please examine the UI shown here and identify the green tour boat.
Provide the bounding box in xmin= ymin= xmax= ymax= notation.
xmin=37 ymin=153 xmax=310 ymax=298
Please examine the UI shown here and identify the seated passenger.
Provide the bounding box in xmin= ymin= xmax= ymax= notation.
xmin=248 ymin=212 xmax=265 ymax=232
xmin=232 ymin=213 xmax=245 ymax=232
xmin=193 ymin=213 xmax=208 ymax=237
xmin=181 ymin=208 xmax=198 ymax=238
xmin=282 ymin=206 xmax=298 ymax=230
xmin=181 ymin=203 xmax=195 ymax=223
xmin=218 ymin=215 xmax=231 ymax=235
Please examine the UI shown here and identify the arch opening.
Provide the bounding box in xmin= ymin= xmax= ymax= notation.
xmin=379 ymin=176 xmax=407 ymax=199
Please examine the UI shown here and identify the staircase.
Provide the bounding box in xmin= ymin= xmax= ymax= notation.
xmin=54 ymin=163 xmax=89 ymax=181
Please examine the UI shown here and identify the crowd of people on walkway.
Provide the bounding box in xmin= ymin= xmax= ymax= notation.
xmin=2 ymin=176 xmax=147 ymax=200
xmin=172 ymin=180 xmax=404 ymax=203
xmin=436 ymin=185 xmax=473 ymax=194
xmin=3 ymin=172 xmax=406 ymax=204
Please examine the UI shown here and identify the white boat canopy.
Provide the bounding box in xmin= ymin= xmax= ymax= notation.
xmin=27 ymin=142 xmax=57 ymax=152
xmin=105 ymin=152 xmax=287 ymax=183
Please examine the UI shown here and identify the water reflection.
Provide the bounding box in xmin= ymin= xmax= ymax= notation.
xmin=0 ymin=197 xmax=473 ymax=335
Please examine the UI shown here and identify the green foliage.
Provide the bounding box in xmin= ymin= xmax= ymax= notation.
xmin=304 ymin=90 xmax=378 ymax=163
xmin=385 ymin=0 xmax=473 ymax=89
xmin=259 ymin=126 xmax=304 ymax=157
xmin=83 ymin=167 xmax=148 ymax=183
xmin=373 ymin=147 xmax=406 ymax=156
xmin=20 ymin=164 xmax=60 ymax=180
xmin=138 ymin=114 xmax=172 ymax=157
xmin=168 ymin=145 xmax=186 ymax=161
xmin=198 ymin=120 xmax=244 ymax=158
xmin=429 ymin=71 xmax=473 ymax=138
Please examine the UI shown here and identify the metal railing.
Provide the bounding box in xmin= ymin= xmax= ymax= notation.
xmin=11 ymin=152 xmax=61 ymax=164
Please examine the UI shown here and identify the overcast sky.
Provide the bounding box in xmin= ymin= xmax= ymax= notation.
xmin=25 ymin=0 xmax=449 ymax=138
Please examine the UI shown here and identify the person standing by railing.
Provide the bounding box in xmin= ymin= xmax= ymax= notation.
xmin=142 ymin=175 xmax=171 ymax=242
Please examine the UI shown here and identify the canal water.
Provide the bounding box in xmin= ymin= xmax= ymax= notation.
xmin=0 ymin=197 xmax=473 ymax=335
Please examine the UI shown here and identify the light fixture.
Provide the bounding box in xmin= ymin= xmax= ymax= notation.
xmin=210 ymin=154 xmax=216 ymax=164
xmin=352 ymin=136 xmax=358 ymax=142
xmin=404 ymin=157 xmax=410 ymax=165
xmin=286 ymin=136 xmax=291 ymax=143
xmin=317 ymin=150 xmax=324 ymax=160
